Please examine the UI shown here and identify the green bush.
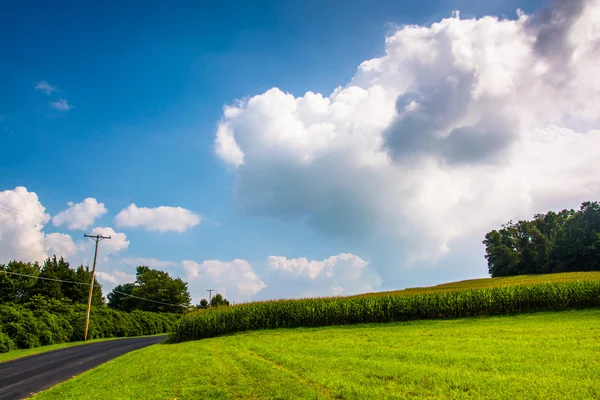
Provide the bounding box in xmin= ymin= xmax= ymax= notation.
xmin=169 ymin=281 xmax=600 ymax=343
xmin=0 ymin=300 xmax=181 ymax=353
xmin=0 ymin=330 xmax=15 ymax=353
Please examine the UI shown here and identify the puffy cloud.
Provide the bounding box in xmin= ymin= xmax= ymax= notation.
xmin=35 ymin=80 xmax=56 ymax=95
xmin=44 ymin=233 xmax=81 ymax=258
xmin=0 ymin=187 xmax=51 ymax=263
xmin=214 ymin=0 xmax=600 ymax=285
xmin=114 ymin=204 xmax=201 ymax=232
xmin=182 ymin=259 xmax=266 ymax=303
xmin=50 ymin=99 xmax=72 ymax=111
xmin=265 ymin=253 xmax=381 ymax=297
xmin=96 ymin=270 xmax=136 ymax=286
xmin=52 ymin=198 xmax=107 ymax=230
xmin=88 ymin=227 xmax=130 ymax=256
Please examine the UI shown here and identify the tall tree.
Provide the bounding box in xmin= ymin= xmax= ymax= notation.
xmin=107 ymin=266 xmax=191 ymax=313
xmin=484 ymin=202 xmax=600 ymax=277
xmin=0 ymin=261 xmax=41 ymax=303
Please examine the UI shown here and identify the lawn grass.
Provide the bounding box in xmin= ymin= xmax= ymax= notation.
xmin=34 ymin=309 xmax=600 ymax=400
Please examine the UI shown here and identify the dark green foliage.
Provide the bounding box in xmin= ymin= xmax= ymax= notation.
xmin=169 ymin=281 xmax=600 ymax=343
xmin=196 ymin=299 xmax=209 ymax=309
xmin=107 ymin=283 xmax=137 ymax=312
xmin=0 ymin=298 xmax=180 ymax=353
xmin=210 ymin=294 xmax=230 ymax=307
xmin=0 ymin=257 xmax=103 ymax=305
xmin=484 ymin=202 xmax=600 ymax=277
xmin=107 ymin=266 xmax=191 ymax=313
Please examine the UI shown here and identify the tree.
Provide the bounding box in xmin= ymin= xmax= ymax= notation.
xmin=196 ymin=299 xmax=209 ymax=309
xmin=210 ymin=293 xmax=230 ymax=307
xmin=107 ymin=266 xmax=191 ymax=313
xmin=107 ymin=283 xmax=137 ymax=312
xmin=0 ymin=261 xmax=41 ymax=303
xmin=484 ymin=202 xmax=600 ymax=277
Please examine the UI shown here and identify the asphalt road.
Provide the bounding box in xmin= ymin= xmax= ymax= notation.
xmin=0 ymin=335 xmax=167 ymax=400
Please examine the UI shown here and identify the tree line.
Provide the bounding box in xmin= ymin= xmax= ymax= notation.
xmin=483 ymin=201 xmax=600 ymax=277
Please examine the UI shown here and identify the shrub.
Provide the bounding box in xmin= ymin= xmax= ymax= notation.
xmin=0 ymin=300 xmax=181 ymax=352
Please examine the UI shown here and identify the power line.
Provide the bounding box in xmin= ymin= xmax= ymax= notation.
xmin=0 ymin=203 xmax=49 ymax=224
xmin=0 ymin=243 xmax=49 ymax=258
xmin=0 ymin=270 xmax=187 ymax=308
xmin=0 ymin=270 xmax=92 ymax=286
xmin=111 ymin=290 xmax=187 ymax=308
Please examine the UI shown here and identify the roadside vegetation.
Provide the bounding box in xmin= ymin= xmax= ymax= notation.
xmin=34 ymin=309 xmax=600 ymax=399
xmin=0 ymin=257 xmax=187 ymax=353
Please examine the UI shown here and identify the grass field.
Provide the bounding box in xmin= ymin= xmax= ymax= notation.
xmin=35 ymin=309 xmax=600 ymax=400
xmin=357 ymin=271 xmax=600 ymax=297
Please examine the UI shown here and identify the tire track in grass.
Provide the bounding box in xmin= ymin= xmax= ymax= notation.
xmin=244 ymin=350 xmax=335 ymax=399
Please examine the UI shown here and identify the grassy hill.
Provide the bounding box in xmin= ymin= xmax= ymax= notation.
xmin=358 ymin=271 xmax=600 ymax=297
xmin=34 ymin=309 xmax=600 ymax=399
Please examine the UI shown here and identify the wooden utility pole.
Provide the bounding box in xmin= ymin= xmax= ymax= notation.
xmin=83 ymin=233 xmax=111 ymax=341
xmin=207 ymin=289 xmax=215 ymax=306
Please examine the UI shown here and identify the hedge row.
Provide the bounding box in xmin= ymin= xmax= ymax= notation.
xmin=0 ymin=296 xmax=180 ymax=353
xmin=169 ymin=281 xmax=600 ymax=343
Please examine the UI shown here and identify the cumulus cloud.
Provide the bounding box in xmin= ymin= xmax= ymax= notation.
xmin=214 ymin=0 xmax=600 ymax=286
xmin=96 ymin=270 xmax=136 ymax=286
xmin=52 ymin=198 xmax=107 ymax=230
xmin=265 ymin=253 xmax=381 ymax=297
xmin=0 ymin=187 xmax=52 ymax=263
xmin=88 ymin=227 xmax=130 ymax=256
xmin=44 ymin=233 xmax=82 ymax=258
xmin=114 ymin=204 xmax=201 ymax=232
xmin=182 ymin=259 xmax=266 ymax=303
xmin=35 ymin=80 xmax=56 ymax=95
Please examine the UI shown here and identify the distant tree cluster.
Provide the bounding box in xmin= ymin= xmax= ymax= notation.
xmin=0 ymin=256 xmax=103 ymax=305
xmin=483 ymin=201 xmax=600 ymax=277
xmin=196 ymin=293 xmax=230 ymax=309
xmin=107 ymin=266 xmax=191 ymax=314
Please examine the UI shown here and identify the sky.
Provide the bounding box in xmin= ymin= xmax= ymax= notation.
xmin=1 ymin=0 xmax=599 ymax=304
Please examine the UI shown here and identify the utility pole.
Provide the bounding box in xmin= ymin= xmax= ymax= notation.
xmin=83 ymin=233 xmax=111 ymax=341
xmin=207 ymin=289 xmax=215 ymax=306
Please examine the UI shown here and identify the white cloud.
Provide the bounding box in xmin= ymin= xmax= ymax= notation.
xmin=50 ymin=99 xmax=72 ymax=111
xmin=35 ymin=80 xmax=56 ymax=95
xmin=45 ymin=233 xmax=82 ymax=258
xmin=182 ymin=259 xmax=266 ymax=303
xmin=265 ymin=253 xmax=381 ymax=297
xmin=96 ymin=270 xmax=136 ymax=286
xmin=214 ymin=0 xmax=600 ymax=286
xmin=0 ymin=187 xmax=52 ymax=263
xmin=88 ymin=227 xmax=130 ymax=256
xmin=114 ymin=204 xmax=201 ymax=232
xmin=52 ymin=198 xmax=107 ymax=230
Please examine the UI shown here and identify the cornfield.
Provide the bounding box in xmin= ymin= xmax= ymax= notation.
xmin=169 ymin=279 xmax=600 ymax=343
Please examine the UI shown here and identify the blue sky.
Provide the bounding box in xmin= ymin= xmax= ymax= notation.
xmin=2 ymin=0 xmax=597 ymax=303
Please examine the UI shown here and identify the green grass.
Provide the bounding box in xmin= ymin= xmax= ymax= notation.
xmin=35 ymin=309 xmax=600 ymax=399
